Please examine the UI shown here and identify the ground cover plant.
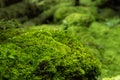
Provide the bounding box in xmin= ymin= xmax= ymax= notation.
xmin=0 ymin=0 xmax=120 ymax=80
xmin=0 ymin=26 xmax=101 ymax=80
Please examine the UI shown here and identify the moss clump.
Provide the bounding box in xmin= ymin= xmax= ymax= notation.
xmin=0 ymin=1 xmax=41 ymax=22
xmin=54 ymin=7 xmax=79 ymax=22
xmin=64 ymin=13 xmax=95 ymax=27
xmin=89 ymin=22 xmax=109 ymax=37
xmin=54 ymin=6 xmax=97 ymax=23
xmin=0 ymin=20 xmax=23 ymax=42
xmin=0 ymin=29 xmax=101 ymax=80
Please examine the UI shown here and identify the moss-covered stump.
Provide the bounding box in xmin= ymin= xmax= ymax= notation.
xmin=63 ymin=13 xmax=95 ymax=27
xmin=0 ymin=29 xmax=101 ymax=80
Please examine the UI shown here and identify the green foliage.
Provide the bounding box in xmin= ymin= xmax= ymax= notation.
xmin=98 ymin=8 xmax=117 ymax=21
xmin=0 ymin=0 xmax=45 ymax=22
xmin=104 ymin=17 xmax=120 ymax=27
xmin=89 ymin=23 xmax=120 ymax=78
xmin=89 ymin=22 xmax=109 ymax=37
xmin=1 ymin=0 xmax=120 ymax=79
xmin=0 ymin=2 xmax=27 ymax=20
xmin=54 ymin=6 xmax=97 ymax=23
xmin=92 ymin=0 xmax=105 ymax=6
xmin=103 ymin=75 xmax=120 ymax=80
xmin=0 ymin=29 xmax=101 ymax=80
xmin=0 ymin=19 xmax=23 ymax=42
xmin=0 ymin=0 xmax=57 ymax=24
xmin=64 ymin=13 xmax=95 ymax=27
xmin=54 ymin=7 xmax=79 ymax=23
xmin=66 ymin=21 xmax=120 ymax=78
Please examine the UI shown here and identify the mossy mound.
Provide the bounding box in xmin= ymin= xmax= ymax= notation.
xmin=54 ymin=6 xmax=97 ymax=23
xmin=0 ymin=29 xmax=101 ymax=80
xmin=89 ymin=22 xmax=109 ymax=37
xmin=64 ymin=13 xmax=95 ymax=27
xmin=0 ymin=20 xmax=23 ymax=42
xmin=54 ymin=7 xmax=79 ymax=23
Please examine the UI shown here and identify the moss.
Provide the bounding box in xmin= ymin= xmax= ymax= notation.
xmin=97 ymin=8 xmax=117 ymax=21
xmin=89 ymin=22 xmax=109 ymax=37
xmin=0 ymin=1 xmax=41 ymax=22
xmin=0 ymin=19 xmax=23 ymax=42
xmin=0 ymin=2 xmax=27 ymax=19
xmin=64 ymin=13 xmax=95 ymax=27
xmin=54 ymin=6 xmax=97 ymax=23
xmin=102 ymin=75 xmax=120 ymax=80
xmin=0 ymin=0 xmax=57 ymax=24
xmin=0 ymin=29 xmax=101 ymax=80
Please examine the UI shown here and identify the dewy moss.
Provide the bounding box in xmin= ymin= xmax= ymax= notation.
xmin=0 ymin=29 xmax=101 ymax=80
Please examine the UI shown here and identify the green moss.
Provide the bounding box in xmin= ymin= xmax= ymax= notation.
xmin=0 ymin=20 xmax=23 ymax=42
xmin=0 ymin=1 xmax=42 ymax=22
xmin=0 ymin=2 xmax=27 ymax=19
xmin=54 ymin=7 xmax=78 ymax=23
xmin=0 ymin=29 xmax=101 ymax=80
xmin=62 ymin=21 xmax=120 ymax=78
xmin=0 ymin=0 xmax=57 ymax=23
xmin=98 ymin=8 xmax=117 ymax=21
xmin=89 ymin=22 xmax=109 ymax=37
xmin=103 ymin=75 xmax=120 ymax=80
xmin=64 ymin=13 xmax=95 ymax=27
xmin=54 ymin=6 xmax=97 ymax=23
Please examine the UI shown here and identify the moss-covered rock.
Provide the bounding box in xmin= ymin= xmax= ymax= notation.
xmin=64 ymin=13 xmax=95 ymax=27
xmin=0 ymin=29 xmax=101 ymax=80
